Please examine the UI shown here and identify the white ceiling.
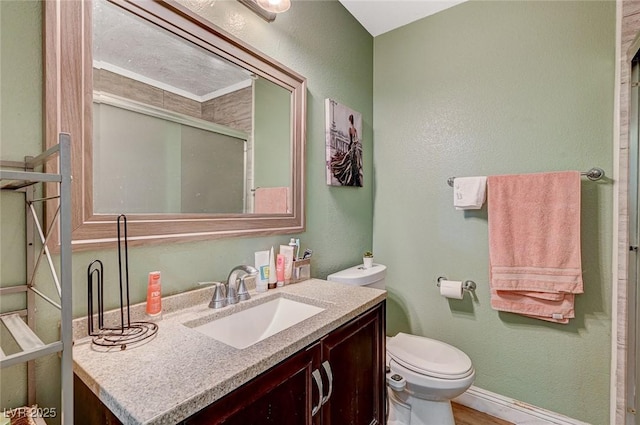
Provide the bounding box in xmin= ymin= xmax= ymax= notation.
xmin=338 ymin=0 xmax=466 ymax=37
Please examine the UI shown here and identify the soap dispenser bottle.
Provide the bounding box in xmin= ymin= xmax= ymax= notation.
xmin=146 ymin=271 xmax=162 ymax=320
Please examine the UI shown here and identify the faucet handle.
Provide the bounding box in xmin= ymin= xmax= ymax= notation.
xmin=237 ymin=276 xmax=252 ymax=301
xmin=208 ymin=282 xmax=227 ymax=309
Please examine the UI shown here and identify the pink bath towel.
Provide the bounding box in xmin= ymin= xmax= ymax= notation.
xmin=254 ymin=187 xmax=290 ymax=214
xmin=487 ymin=171 xmax=583 ymax=323
xmin=490 ymin=290 xmax=574 ymax=324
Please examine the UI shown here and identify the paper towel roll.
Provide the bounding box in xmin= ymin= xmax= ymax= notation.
xmin=440 ymin=280 xmax=464 ymax=299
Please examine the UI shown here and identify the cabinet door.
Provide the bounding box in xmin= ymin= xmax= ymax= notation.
xmin=185 ymin=343 xmax=322 ymax=425
xmin=320 ymin=302 xmax=385 ymax=425
xmin=74 ymin=374 xmax=124 ymax=425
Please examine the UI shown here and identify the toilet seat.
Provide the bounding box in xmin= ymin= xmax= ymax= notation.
xmin=387 ymin=333 xmax=473 ymax=380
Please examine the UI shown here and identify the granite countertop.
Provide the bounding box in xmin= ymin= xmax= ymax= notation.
xmin=72 ymin=279 xmax=386 ymax=425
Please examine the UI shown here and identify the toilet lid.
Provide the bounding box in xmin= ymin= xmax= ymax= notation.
xmin=387 ymin=333 xmax=473 ymax=380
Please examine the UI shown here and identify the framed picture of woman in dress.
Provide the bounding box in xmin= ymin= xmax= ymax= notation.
xmin=325 ymin=99 xmax=363 ymax=187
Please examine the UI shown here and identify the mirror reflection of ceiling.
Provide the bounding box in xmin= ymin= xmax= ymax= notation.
xmin=93 ymin=0 xmax=253 ymax=101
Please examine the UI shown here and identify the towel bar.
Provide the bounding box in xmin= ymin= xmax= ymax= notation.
xmin=446 ymin=167 xmax=605 ymax=187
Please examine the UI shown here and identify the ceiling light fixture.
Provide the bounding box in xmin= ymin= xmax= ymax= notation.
xmin=256 ymin=0 xmax=291 ymax=13
xmin=237 ymin=0 xmax=290 ymax=22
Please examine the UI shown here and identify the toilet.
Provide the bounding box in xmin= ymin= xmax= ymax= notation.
xmin=327 ymin=263 xmax=475 ymax=425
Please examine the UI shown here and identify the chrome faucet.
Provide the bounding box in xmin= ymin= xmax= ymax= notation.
xmin=209 ymin=265 xmax=258 ymax=309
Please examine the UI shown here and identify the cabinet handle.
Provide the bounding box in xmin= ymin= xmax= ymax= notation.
xmin=311 ymin=369 xmax=323 ymax=416
xmin=321 ymin=361 xmax=333 ymax=405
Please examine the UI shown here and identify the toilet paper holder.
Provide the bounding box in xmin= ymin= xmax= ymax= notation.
xmin=437 ymin=276 xmax=477 ymax=292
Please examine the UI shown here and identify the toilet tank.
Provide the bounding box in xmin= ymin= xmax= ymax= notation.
xmin=327 ymin=264 xmax=386 ymax=290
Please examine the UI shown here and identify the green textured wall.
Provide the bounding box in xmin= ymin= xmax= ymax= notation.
xmin=373 ymin=1 xmax=614 ymax=424
xmin=0 ymin=0 xmax=373 ymax=418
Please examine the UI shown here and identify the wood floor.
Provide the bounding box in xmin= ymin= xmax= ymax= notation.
xmin=452 ymin=402 xmax=515 ymax=425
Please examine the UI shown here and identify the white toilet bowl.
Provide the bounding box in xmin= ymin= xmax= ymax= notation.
xmin=327 ymin=264 xmax=475 ymax=425
xmin=386 ymin=332 xmax=475 ymax=425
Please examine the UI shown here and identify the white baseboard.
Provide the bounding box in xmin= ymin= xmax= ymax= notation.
xmin=453 ymin=386 xmax=591 ymax=425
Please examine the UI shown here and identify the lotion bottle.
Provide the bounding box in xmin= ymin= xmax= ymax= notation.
xmin=268 ymin=246 xmax=277 ymax=289
xmin=280 ymin=244 xmax=294 ymax=284
xmin=276 ymin=254 xmax=285 ymax=287
xmin=254 ymin=250 xmax=270 ymax=292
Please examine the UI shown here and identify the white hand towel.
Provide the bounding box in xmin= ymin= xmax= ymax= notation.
xmin=453 ymin=176 xmax=487 ymax=210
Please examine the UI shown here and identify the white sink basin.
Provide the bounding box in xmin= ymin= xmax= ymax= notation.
xmin=190 ymin=297 xmax=325 ymax=349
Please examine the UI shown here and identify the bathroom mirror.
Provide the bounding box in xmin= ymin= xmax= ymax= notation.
xmin=45 ymin=0 xmax=306 ymax=249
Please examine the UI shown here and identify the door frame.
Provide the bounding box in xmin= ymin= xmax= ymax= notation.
xmin=622 ymin=19 xmax=640 ymax=425
xmin=627 ymin=51 xmax=639 ymax=425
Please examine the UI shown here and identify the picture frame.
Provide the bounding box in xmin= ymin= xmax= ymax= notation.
xmin=325 ymin=99 xmax=363 ymax=187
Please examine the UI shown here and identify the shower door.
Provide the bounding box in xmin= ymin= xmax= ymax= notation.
xmin=629 ymin=54 xmax=640 ymax=425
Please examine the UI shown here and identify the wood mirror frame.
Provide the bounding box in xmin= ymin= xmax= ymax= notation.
xmin=44 ymin=0 xmax=306 ymax=250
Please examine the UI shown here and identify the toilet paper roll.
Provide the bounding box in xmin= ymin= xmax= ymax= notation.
xmin=439 ymin=280 xmax=464 ymax=299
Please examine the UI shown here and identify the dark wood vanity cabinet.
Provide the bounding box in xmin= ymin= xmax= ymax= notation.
xmin=186 ymin=301 xmax=386 ymax=425
xmin=185 ymin=343 xmax=322 ymax=425
xmin=320 ymin=302 xmax=385 ymax=425
xmin=75 ymin=301 xmax=385 ymax=425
